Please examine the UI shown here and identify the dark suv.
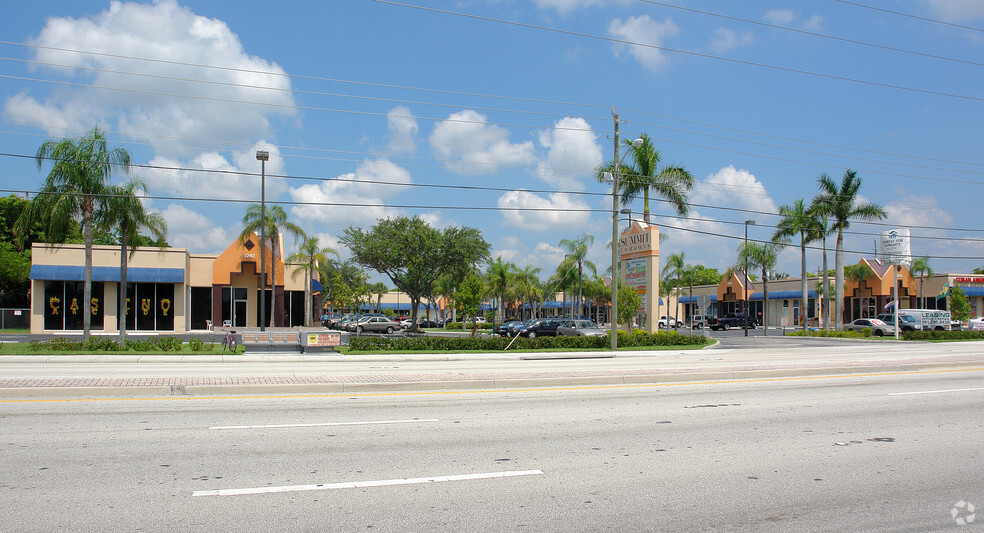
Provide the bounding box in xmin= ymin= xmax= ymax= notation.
xmin=708 ymin=313 xmax=756 ymax=331
xmin=518 ymin=318 xmax=562 ymax=338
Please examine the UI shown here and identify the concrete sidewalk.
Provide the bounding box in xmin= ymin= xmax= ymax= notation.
xmin=1 ymin=340 xmax=983 ymax=398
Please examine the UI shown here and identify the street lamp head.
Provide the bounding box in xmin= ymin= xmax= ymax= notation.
xmin=745 ymin=219 xmax=756 ymax=226
xmin=619 ymin=208 xmax=631 ymax=214
xmin=630 ymin=138 xmax=644 ymax=148
xmin=256 ymin=150 xmax=270 ymax=161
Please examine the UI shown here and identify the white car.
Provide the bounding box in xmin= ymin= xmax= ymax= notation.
xmin=658 ymin=315 xmax=680 ymax=328
xmin=844 ymin=318 xmax=896 ymax=337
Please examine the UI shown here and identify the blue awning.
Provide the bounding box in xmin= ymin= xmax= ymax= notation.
xmin=958 ymin=286 xmax=984 ymax=296
xmin=679 ymin=295 xmax=718 ymax=304
xmin=375 ymin=303 xmax=413 ymax=311
xmin=31 ymin=265 xmax=184 ymax=283
xmin=312 ymin=279 xmax=323 ymax=292
xmin=749 ymin=289 xmax=818 ymax=301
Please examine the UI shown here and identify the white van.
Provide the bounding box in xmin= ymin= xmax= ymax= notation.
xmin=898 ymin=309 xmax=952 ymax=331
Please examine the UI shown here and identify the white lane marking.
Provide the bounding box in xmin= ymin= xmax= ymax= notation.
xmin=193 ymin=470 xmax=544 ymax=497
xmin=888 ymin=387 xmax=984 ymax=396
xmin=209 ymin=418 xmax=439 ymax=430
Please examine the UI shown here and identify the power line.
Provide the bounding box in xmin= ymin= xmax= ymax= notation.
xmin=8 ymin=151 xmax=984 ymax=241
xmin=369 ymin=0 xmax=984 ymax=102
xmin=3 ymin=40 xmax=979 ymax=172
xmin=833 ymin=0 xmax=984 ymax=33
xmin=637 ymin=0 xmax=984 ymax=67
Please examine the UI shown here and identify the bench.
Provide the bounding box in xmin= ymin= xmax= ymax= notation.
xmin=238 ymin=329 xmax=342 ymax=353
xmin=240 ymin=331 xmax=303 ymax=353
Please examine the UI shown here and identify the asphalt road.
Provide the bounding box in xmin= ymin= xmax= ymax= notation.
xmin=3 ymin=369 xmax=982 ymax=531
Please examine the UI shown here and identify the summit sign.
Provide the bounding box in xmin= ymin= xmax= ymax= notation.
xmin=620 ymin=231 xmax=652 ymax=256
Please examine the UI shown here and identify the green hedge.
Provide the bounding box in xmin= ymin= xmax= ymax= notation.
xmin=30 ymin=336 xmax=194 ymax=352
xmin=348 ymin=330 xmax=710 ymax=352
xmin=902 ymin=330 xmax=984 ymax=341
xmin=786 ymin=329 xmax=875 ymax=339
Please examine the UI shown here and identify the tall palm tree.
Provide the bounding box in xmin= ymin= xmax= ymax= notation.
xmin=815 ymin=170 xmax=887 ymax=330
xmin=517 ymin=265 xmax=542 ymax=321
xmin=806 ymin=199 xmax=834 ymax=330
xmin=558 ymin=233 xmax=596 ymax=319
xmin=286 ymin=237 xmax=339 ymax=327
xmin=595 ymin=133 xmax=695 ymax=221
xmin=736 ymin=240 xmax=787 ymax=335
xmin=909 ymin=256 xmax=933 ymax=308
xmin=486 ymin=257 xmax=516 ymax=323
xmin=661 ymin=251 xmax=686 ymax=326
xmin=15 ymin=126 xmax=131 ymax=342
xmin=238 ymin=204 xmax=306 ymax=328
xmin=100 ymin=179 xmax=167 ymax=346
xmin=773 ymin=198 xmax=815 ymax=331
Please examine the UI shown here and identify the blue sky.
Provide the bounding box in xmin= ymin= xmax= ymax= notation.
xmin=2 ymin=0 xmax=983 ymax=284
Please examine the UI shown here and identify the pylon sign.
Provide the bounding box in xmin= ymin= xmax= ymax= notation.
xmin=880 ymin=229 xmax=911 ymax=266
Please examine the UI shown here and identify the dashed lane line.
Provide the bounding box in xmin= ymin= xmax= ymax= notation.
xmin=193 ymin=469 xmax=544 ymax=497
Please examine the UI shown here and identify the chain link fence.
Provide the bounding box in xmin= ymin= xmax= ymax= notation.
xmin=0 ymin=309 xmax=30 ymax=330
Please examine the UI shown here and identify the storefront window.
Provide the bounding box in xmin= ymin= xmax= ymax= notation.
xmin=44 ymin=281 xmax=104 ymax=331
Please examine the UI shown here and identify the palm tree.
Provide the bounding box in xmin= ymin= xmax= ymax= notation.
xmin=15 ymin=126 xmax=131 ymax=342
xmin=910 ymin=256 xmax=933 ymax=308
xmin=101 ymin=179 xmax=166 ymax=345
xmin=815 ymin=170 xmax=887 ymax=330
xmin=486 ymin=257 xmax=516 ymax=324
xmin=736 ymin=240 xmax=787 ymax=335
xmin=238 ymin=204 xmax=306 ymax=328
xmin=558 ymin=233 xmax=596 ymax=319
xmin=806 ymin=198 xmax=834 ymax=330
xmin=286 ymin=237 xmax=339 ymax=327
xmin=595 ymin=134 xmax=695 ymax=221
xmin=517 ymin=265 xmax=542 ymax=321
xmin=661 ymin=251 xmax=686 ymax=327
xmin=773 ymin=198 xmax=815 ymax=331
xmin=845 ymin=263 xmax=875 ymax=319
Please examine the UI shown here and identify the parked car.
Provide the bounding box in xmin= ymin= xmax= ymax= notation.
xmin=321 ymin=313 xmax=341 ymax=327
xmin=844 ymin=318 xmax=896 ymax=337
xmin=708 ymin=313 xmax=756 ymax=331
xmin=352 ymin=316 xmax=402 ymax=334
xmin=517 ymin=318 xmax=562 ymax=338
xmin=494 ymin=321 xmax=523 ymax=337
xmin=688 ymin=315 xmax=711 ymax=329
xmin=875 ymin=313 xmax=919 ymax=332
xmin=508 ymin=319 xmax=534 ymax=337
xmin=417 ymin=319 xmax=439 ymax=328
xmin=557 ymin=319 xmax=607 ymax=337
xmin=334 ymin=314 xmax=361 ymax=330
xmin=400 ymin=318 xmax=413 ymax=328
xmin=657 ymin=315 xmax=681 ymax=329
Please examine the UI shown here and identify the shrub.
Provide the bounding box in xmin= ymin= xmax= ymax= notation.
xmin=188 ymin=337 xmax=207 ymax=351
xmin=903 ymin=330 xmax=984 ymax=341
xmin=347 ymin=331 xmax=710 ymax=352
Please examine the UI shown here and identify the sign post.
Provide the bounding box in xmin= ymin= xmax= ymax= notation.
xmin=881 ymin=229 xmax=911 ymax=340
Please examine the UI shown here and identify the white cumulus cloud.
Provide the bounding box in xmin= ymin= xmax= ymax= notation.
xmin=430 ymin=110 xmax=536 ymax=174
xmin=709 ymin=27 xmax=754 ymax=53
xmin=537 ymin=117 xmax=604 ymax=189
xmin=4 ymin=0 xmax=296 ymax=155
xmin=608 ymin=15 xmax=680 ymax=72
xmin=498 ymin=190 xmax=590 ymax=230
xmin=161 ymin=203 xmax=231 ymax=253
xmin=386 ymin=106 xmax=418 ymax=155
xmin=288 ymin=159 xmax=411 ymax=225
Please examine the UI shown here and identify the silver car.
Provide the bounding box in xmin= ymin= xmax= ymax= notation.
xmin=844 ymin=318 xmax=896 ymax=337
xmin=557 ymin=319 xmax=607 ymax=337
xmin=353 ymin=316 xmax=402 ymax=334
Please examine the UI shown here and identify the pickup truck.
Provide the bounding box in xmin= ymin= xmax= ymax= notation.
xmin=708 ymin=313 xmax=756 ymax=331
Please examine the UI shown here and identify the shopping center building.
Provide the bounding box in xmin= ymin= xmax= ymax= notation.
xmin=29 ymin=233 xmax=318 ymax=334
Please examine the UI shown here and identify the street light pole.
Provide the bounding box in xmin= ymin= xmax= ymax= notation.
xmin=744 ymin=219 xmax=755 ymax=337
xmin=609 ymin=111 xmax=644 ymax=352
xmin=256 ymin=150 xmax=270 ymax=332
